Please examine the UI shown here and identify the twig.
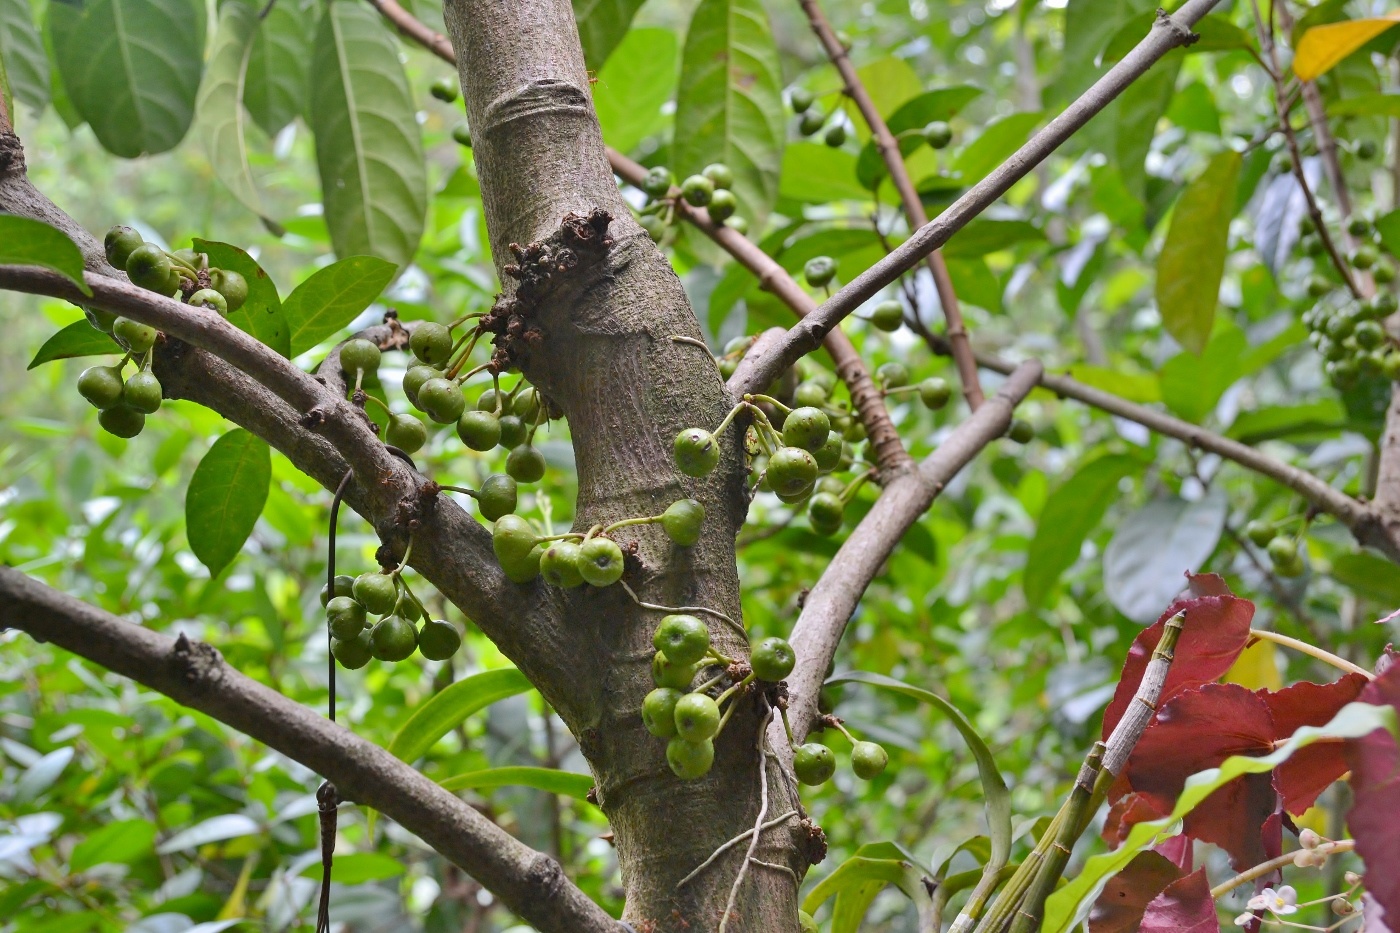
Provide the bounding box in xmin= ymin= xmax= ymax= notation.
xmin=676 ymin=810 xmax=799 ymax=889
xmin=1210 ymin=841 xmax=1355 ymax=898
xmin=618 ymin=580 xmax=747 ymax=639
xmin=1247 ymin=629 xmax=1373 ymax=679
xmin=718 ymin=709 xmax=775 ymax=933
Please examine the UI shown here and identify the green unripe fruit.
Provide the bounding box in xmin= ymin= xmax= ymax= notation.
xmin=1348 ymin=216 xmax=1373 ymax=238
xmin=654 ymin=614 xmax=710 ymax=666
xmin=78 ymin=366 xmax=126 ymax=409
xmin=514 ymin=387 xmax=542 ymax=421
xmin=851 ymin=741 xmax=889 ymax=779
xmin=113 ymin=317 xmax=158 ymax=354
xmin=492 ymin=514 xmax=539 ymax=567
xmin=767 ymin=446 xmax=818 ymax=499
xmin=1326 ymin=313 xmax=1356 ymax=340
xmin=477 ymin=388 xmax=504 ymax=413
xmin=457 ymin=410 xmax=502 ymax=451
xmin=799 ymin=911 xmax=819 ymax=933
xmin=410 ymin=322 xmax=454 ymax=366
xmin=187 ymin=288 xmax=228 ymax=316
xmin=1007 ymin=419 xmax=1034 ymax=444
xmin=506 ymin=445 xmax=547 ymax=483
xmin=579 ymin=537 xmax=625 ymax=587
xmin=804 ymin=256 xmax=837 ymax=288
xmin=1355 ymin=320 xmax=1386 ymax=350
xmin=326 ymin=596 xmax=367 ymax=640
xmin=122 ymin=371 xmax=162 ymax=414
xmin=452 ymin=123 xmax=473 ymax=147
xmin=1352 ymin=245 xmax=1379 ymax=270
xmin=812 ymin=431 xmax=844 ymax=473
xmin=783 ymin=406 xmax=831 ymax=453
xmin=403 ymin=365 xmax=442 ymax=407
xmin=640 ymin=213 xmax=668 ymax=242
xmin=104 ymin=225 xmax=145 ymax=270
xmin=674 ymin=427 xmax=721 ymax=477
xmin=808 ymin=492 xmax=845 ymax=535
xmin=125 ymin=244 xmax=173 ymax=292
xmin=98 ymin=405 xmax=145 ymax=438
xmin=210 ymin=270 xmax=248 ymax=311
xmin=824 ymin=123 xmax=847 ymax=147
xmin=1306 ymin=275 xmax=1332 ymax=298
xmin=725 ymin=215 xmax=748 ymax=235
xmin=1244 ymin=520 xmax=1276 ymax=548
xmin=919 ymin=377 xmax=952 ymax=410
xmin=417 ymin=377 xmax=466 ymax=424
xmin=794 ymin=743 xmax=836 ymax=785
xmin=707 ymin=188 xmax=737 ymax=222
xmin=1357 ymin=139 xmax=1379 ymax=160
xmin=1267 ymin=536 xmax=1297 ymax=565
xmin=673 ymin=693 xmax=721 ymax=741
xmin=84 ymin=306 xmax=119 ymax=333
xmin=1373 ymin=263 xmax=1396 ymax=285
xmin=1274 ymin=552 xmax=1305 ymax=578
xmin=876 ymin=361 xmax=909 ymax=389
xmin=331 ymin=630 xmax=375 ymax=670
xmin=476 ymin=473 xmax=518 ymax=521
xmin=870 ymin=300 xmax=903 ymax=332
xmin=702 ymin=163 xmax=734 ymax=190
xmin=321 ymin=574 xmax=355 ymax=606
xmin=340 ymin=338 xmax=381 ymax=376
xmin=661 ymin=498 xmax=706 ymax=546
xmin=666 ymin=736 xmax=715 ymax=780
xmin=789 ymin=87 xmax=815 ymax=113
xmin=923 ymin=120 xmax=953 ymax=149
xmin=353 ymin=573 xmax=398 ymax=615
xmin=385 ymin=413 xmax=428 ymax=454
xmin=791 ymin=384 xmax=827 ymax=411
xmin=818 ymin=475 xmax=845 ymax=497
xmin=641 ymin=167 xmax=675 ymax=199
xmin=419 ymin=619 xmax=463 ymax=661
xmin=798 ymin=109 xmax=826 ymax=136
xmin=497 ymin=414 xmax=528 ymax=449
xmin=652 ymin=651 xmax=696 ymax=689
xmin=398 ymin=597 xmax=422 ymax=623
xmin=1383 ymin=352 xmax=1400 ymax=381
xmin=1371 ymin=292 xmax=1399 ymax=315
xmin=371 ymin=614 xmax=418 ymax=662
xmin=500 ymin=542 xmax=544 ymax=584
xmin=430 ymin=76 xmax=459 ymax=102
xmin=643 ymin=688 xmax=683 ymax=738
xmin=750 ymin=635 xmax=795 ymax=681
xmin=540 ymin=540 xmax=586 ymax=589
xmin=681 ymin=174 xmax=715 ymax=207
xmin=169 ymin=248 xmax=202 ymax=270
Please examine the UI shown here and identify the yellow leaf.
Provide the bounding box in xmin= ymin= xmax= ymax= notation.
xmin=1224 ymin=638 xmax=1282 ymax=691
xmin=216 ymin=851 xmax=259 ymax=920
xmin=1294 ymin=13 xmax=1400 ymax=81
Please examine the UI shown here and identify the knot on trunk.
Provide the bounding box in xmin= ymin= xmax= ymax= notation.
xmin=170 ymin=632 xmax=225 ymax=690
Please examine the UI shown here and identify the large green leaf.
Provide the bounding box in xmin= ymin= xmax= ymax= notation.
xmin=388 ymin=668 xmax=533 ymax=764
xmin=193 ymin=239 xmax=289 ymax=358
xmin=0 ymin=0 xmax=49 ymax=113
xmin=1102 ymin=489 xmax=1227 ymax=623
xmin=0 ymin=216 xmax=91 ymax=293
xmin=28 ymin=321 xmax=119 ymax=370
xmin=943 ymin=219 xmax=1045 ymax=258
xmin=1041 ymin=701 xmax=1399 ymax=933
xmin=1158 ymin=320 xmax=1247 ymax=422
xmin=245 ymin=0 xmax=315 ymax=136
xmin=1154 ymin=149 xmax=1241 ymax=355
xmin=952 ymin=112 xmax=1043 ymax=185
xmin=438 ymin=766 xmax=595 ymax=800
xmin=70 ymin=819 xmax=157 ymax=872
xmin=672 ymin=0 xmax=786 ymax=230
xmin=802 ymin=841 xmax=933 ymax=932
xmin=309 ymin=1 xmax=426 ymax=272
xmin=46 ymin=0 xmax=205 ymax=158
xmin=854 ymin=85 xmax=984 ymax=189
xmin=185 ymin=429 xmax=271 ymax=577
xmin=1329 ymin=551 xmax=1400 ymax=606
xmin=282 ymin=255 xmax=396 ymax=356
xmin=780 ymin=144 xmax=870 ymax=204
xmin=196 ymin=0 xmax=262 ymax=218
xmin=573 ymin=0 xmax=647 ymax=70
xmin=1112 ymin=53 xmax=1180 ymax=200
xmin=298 ymin=852 xmax=404 ymax=884
xmin=592 ymin=27 xmax=677 ymax=155
xmin=1024 ymin=454 xmax=1141 ymax=606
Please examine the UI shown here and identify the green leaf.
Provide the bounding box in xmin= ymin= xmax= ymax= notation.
xmin=282 ymin=255 xmax=396 ymax=356
xmin=156 ymin=814 xmax=262 ymax=854
xmin=672 ymin=0 xmax=786 ymax=230
xmin=1103 ymin=489 xmax=1227 ymax=623
xmin=592 ymin=28 xmax=678 ymax=155
xmin=28 ymin=321 xmax=119 ymax=370
xmin=438 ymin=766 xmax=595 ymax=800
xmin=780 ymin=143 xmax=870 ymax=204
xmin=70 ymin=819 xmax=157 ymax=872
xmin=12 ymin=747 xmax=74 ymax=803
xmin=1154 ymin=149 xmax=1241 ymax=355
xmin=1329 ymin=551 xmax=1400 ymax=606
xmin=1112 ymin=53 xmax=1180 ymax=200
xmin=0 ymin=0 xmax=50 ymax=113
xmin=193 ymin=240 xmax=289 ymax=357
xmin=802 ymin=843 xmax=933 ymax=931
xmin=1158 ymin=321 xmax=1247 ymax=422
xmin=943 ymin=218 xmax=1045 ymax=258
xmin=1024 ymin=454 xmax=1141 ymax=606
xmin=309 ymin=1 xmax=427 ymax=271
xmin=854 ymin=85 xmax=984 ymax=189
xmin=1226 ymin=400 xmax=1348 ymax=443
xmin=1065 ymin=365 xmax=1161 ymax=403
xmin=245 ymin=0 xmax=315 ymax=136
xmin=0 ymin=216 xmax=91 ymax=294
xmin=1328 ymin=92 xmax=1400 ymax=117
xmin=573 ymin=0 xmax=647 ymax=70
xmin=46 ymin=0 xmax=205 ymax=158
xmin=388 ymin=668 xmax=533 ymax=764
xmin=829 ymin=671 xmax=1012 ymax=885
xmin=196 ymin=0 xmax=263 ymax=218
xmin=298 ymin=852 xmax=404 ymax=884
xmin=1041 ymin=701 xmax=1399 ymax=933
xmin=1375 ymin=207 xmax=1400 ymax=256
xmin=185 ymin=429 xmax=271 ymax=577
xmin=952 ymin=112 xmax=1042 ymax=187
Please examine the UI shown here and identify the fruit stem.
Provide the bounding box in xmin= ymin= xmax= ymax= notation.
xmin=361 ymin=393 xmax=393 ymax=417
xmin=744 ymin=393 xmax=793 ymax=416
xmin=881 ymin=384 xmax=919 ymax=396
xmin=602 ymin=515 xmax=661 ymax=535
xmin=443 ymin=329 xmax=482 ymax=379
xmin=713 ymin=672 xmax=755 ymax=711
xmin=165 ymin=250 xmax=201 ymax=276
xmin=580 ymin=523 xmax=604 ymax=542
xmin=536 ymin=531 xmax=585 ymax=543
xmin=840 ymin=468 xmax=877 ymax=504
xmin=617 ymin=580 xmax=749 ymax=638
xmin=829 ymin=720 xmax=857 ymax=743
xmin=436 ymin=484 xmax=480 ymax=500
xmin=389 ymin=540 xmax=415 ymax=577
xmin=353 ymin=368 xmax=365 ymax=396
xmin=694 ymin=671 xmax=730 ymax=694
xmin=452 ymin=361 xmax=492 ymax=386
xmin=447 ymin=311 xmax=485 ymax=330
xmin=711 ymin=400 xmax=748 ymax=440
xmin=780 ymin=708 xmax=796 ymax=748
xmin=704 ymin=646 xmax=736 ymax=666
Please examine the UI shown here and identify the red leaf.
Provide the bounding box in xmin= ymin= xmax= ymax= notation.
xmin=1185 ymin=572 xmax=1232 ymax=597
xmin=1180 ymin=771 xmax=1276 ymax=869
xmin=1103 ymin=791 xmax=1169 ymax=846
xmin=1154 ymin=834 xmax=1193 ymax=871
xmin=1102 ymin=595 xmax=1255 ymax=741
xmin=1139 ymin=868 xmax=1220 ymax=933
xmin=1089 ymin=851 xmax=1182 ymax=933
xmin=1263 ymin=674 xmax=1369 ymax=814
xmin=1346 ymin=661 xmax=1400 ymax=924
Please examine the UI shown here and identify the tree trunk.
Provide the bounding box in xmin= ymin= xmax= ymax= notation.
xmin=444 ymin=0 xmax=811 ymax=928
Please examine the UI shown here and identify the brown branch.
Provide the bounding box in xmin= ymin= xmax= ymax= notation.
xmin=0 ymin=568 xmax=624 ymax=933
xmin=732 ymin=0 xmax=1225 ymax=398
xmin=795 ymin=0 xmax=985 ymax=409
xmin=782 ymin=361 xmax=1044 ymax=742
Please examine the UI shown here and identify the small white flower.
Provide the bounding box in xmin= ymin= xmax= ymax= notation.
xmin=1246 ymin=886 xmax=1299 ymax=917
xmin=1234 ymin=911 xmax=1255 ymax=926
xmin=1299 ymin=828 xmax=1323 ymax=849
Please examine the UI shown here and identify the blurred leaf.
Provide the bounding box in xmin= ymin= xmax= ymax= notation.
xmin=12 ymin=747 xmax=73 ymax=803
xmin=1113 ymin=54 xmax=1180 ymax=200
xmin=156 ymin=814 xmax=261 ymax=854
xmin=1226 ymin=400 xmax=1348 ymax=443
xmin=46 ymin=0 xmax=204 ymax=157
xmin=952 ymin=112 xmax=1042 ymax=185
xmin=0 ymin=216 xmax=91 ymax=294
xmin=1065 ymin=365 xmax=1161 ymax=403
xmin=0 ymin=0 xmax=49 ymax=113
xmin=1330 ymin=92 xmax=1400 ymax=117
xmin=592 ymin=28 xmax=677 ymax=155
xmin=28 ymin=321 xmax=118 ymax=370
xmin=1329 ymin=551 xmax=1400 ymax=605
xmin=193 ymin=239 xmax=290 ymax=357
xmin=574 ymin=0 xmax=646 ymax=70
xmin=1155 ymin=149 xmax=1241 ymax=355
xmin=801 ymin=842 xmax=933 ymax=930
xmin=245 ymin=0 xmax=315 ymax=136
xmin=283 ymin=255 xmax=395 ymax=355
xmin=70 ymin=819 xmax=157 ymax=872
xmin=438 ymin=766 xmax=595 ymax=800
xmin=297 ymin=851 xmax=404 ymax=884
xmin=1024 ymin=453 xmax=1140 ymax=606
xmin=943 ymin=219 xmax=1044 ymax=258
xmin=185 ymin=429 xmax=271 ymax=577
xmin=780 ymin=144 xmax=870 ymax=204
xmin=388 ymin=668 xmax=533 ymax=764
xmin=1294 ymin=14 xmax=1400 ymax=81
xmin=854 ymin=85 xmax=983 ymax=189
xmin=1376 ymin=208 xmax=1400 ymax=256
xmin=1102 ymin=490 xmax=1227 ymax=623
xmin=197 ymin=0 xmax=263 ymax=220
xmin=1158 ymin=322 xmax=1247 ymax=422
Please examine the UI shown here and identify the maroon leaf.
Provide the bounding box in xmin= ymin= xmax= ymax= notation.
xmin=1180 ymin=771 xmax=1276 ymax=869
xmin=1103 ymin=791 xmax=1169 ymax=846
xmin=1263 ymin=674 xmax=1369 ymax=814
xmin=1139 ymin=868 xmax=1220 ymax=933
xmin=1089 ymin=851 xmax=1182 ymax=933
xmin=1102 ymin=594 xmax=1255 ymax=741
xmin=1346 ymin=661 xmax=1400 ymax=924
xmin=1186 ymin=572 xmax=1232 ymax=597
xmin=1154 ymin=834 xmax=1193 ymax=871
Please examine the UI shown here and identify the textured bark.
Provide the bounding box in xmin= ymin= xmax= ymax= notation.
xmin=446 ymin=0 xmax=806 ymax=928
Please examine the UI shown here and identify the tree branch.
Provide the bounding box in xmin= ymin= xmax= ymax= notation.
xmin=783 ymin=361 xmax=1044 ymax=742
xmin=0 ymin=568 xmax=624 ymax=933
xmin=733 ymin=0 xmax=1224 ymax=398
xmin=795 ymin=0 xmax=985 ymax=409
